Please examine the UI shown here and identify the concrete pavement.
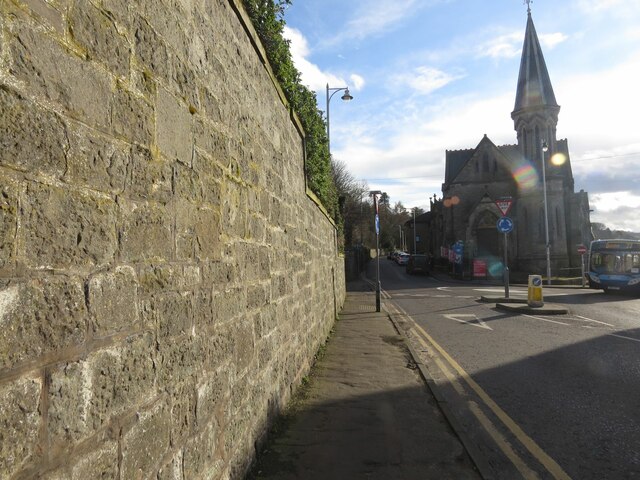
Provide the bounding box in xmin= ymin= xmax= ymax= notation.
xmin=246 ymin=280 xmax=481 ymax=479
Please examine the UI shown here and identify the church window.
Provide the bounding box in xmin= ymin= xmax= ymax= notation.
xmin=523 ymin=208 xmax=528 ymax=235
xmin=475 ymin=160 xmax=479 ymax=173
xmin=482 ymin=153 xmax=489 ymax=172
xmin=556 ymin=207 xmax=562 ymax=233
xmin=493 ymin=159 xmax=498 ymax=173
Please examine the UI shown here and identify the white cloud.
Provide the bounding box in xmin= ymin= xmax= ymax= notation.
xmin=350 ymin=74 xmax=365 ymax=90
xmin=336 ymin=0 xmax=419 ymax=43
xmin=476 ymin=32 xmax=522 ymax=59
xmin=283 ymin=26 xmax=364 ymax=92
xmin=394 ymin=66 xmax=465 ymax=95
xmin=476 ymin=31 xmax=567 ymax=60
xmin=540 ymin=32 xmax=569 ymax=49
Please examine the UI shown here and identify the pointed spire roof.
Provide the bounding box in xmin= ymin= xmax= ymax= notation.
xmin=513 ymin=11 xmax=558 ymax=114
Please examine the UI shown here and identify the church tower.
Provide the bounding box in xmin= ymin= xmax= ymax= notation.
xmin=433 ymin=4 xmax=592 ymax=279
xmin=511 ymin=7 xmax=560 ymax=163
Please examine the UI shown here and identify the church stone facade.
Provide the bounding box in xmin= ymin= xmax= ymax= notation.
xmin=432 ymin=10 xmax=593 ymax=277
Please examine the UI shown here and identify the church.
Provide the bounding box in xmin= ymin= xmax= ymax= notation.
xmin=429 ymin=7 xmax=593 ymax=278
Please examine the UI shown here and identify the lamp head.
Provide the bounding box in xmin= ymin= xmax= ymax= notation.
xmin=542 ymin=140 xmax=549 ymax=152
xmin=341 ymin=88 xmax=353 ymax=101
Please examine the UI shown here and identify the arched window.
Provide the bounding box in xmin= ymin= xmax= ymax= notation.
xmin=522 ymin=208 xmax=528 ymax=236
xmin=482 ymin=153 xmax=490 ymax=172
xmin=556 ymin=206 xmax=562 ymax=235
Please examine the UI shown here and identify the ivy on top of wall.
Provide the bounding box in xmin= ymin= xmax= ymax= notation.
xmin=241 ymin=0 xmax=340 ymax=225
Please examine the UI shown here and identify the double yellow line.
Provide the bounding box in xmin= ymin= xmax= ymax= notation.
xmin=387 ymin=301 xmax=572 ymax=480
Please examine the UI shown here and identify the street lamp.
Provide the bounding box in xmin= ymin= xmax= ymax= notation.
xmin=541 ymin=140 xmax=551 ymax=285
xmin=326 ymin=84 xmax=353 ymax=154
xmin=370 ymin=190 xmax=383 ymax=312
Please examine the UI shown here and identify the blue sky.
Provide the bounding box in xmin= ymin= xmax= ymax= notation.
xmin=283 ymin=0 xmax=640 ymax=231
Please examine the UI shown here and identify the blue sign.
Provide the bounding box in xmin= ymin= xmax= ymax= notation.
xmin=375 ymin=214 xmax=380 ymax=234
xmin=497 ymin=217 xmax=514 ymax=233
xmin=452 ymin=241 xmax=464 ymax=265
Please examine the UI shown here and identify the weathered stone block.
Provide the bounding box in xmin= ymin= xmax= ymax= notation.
xmin=111 ymin=85 xmax=154 ymax=145
xmin=196 ymin=370 xmax=229 ymax=426
xmin=133 ymin=14 xmax=170 ymax=81
xmin=153 ymin=291 xmax=193 ymax=339
xmin=175 ymin=201 xmax=221 ymax=261
xmin=8 ymin=23 xmax=112 ymax=129
xmin=88 ymin=266 xmax=139 ymax=337
xmin=119 ymin=199 xmax=173 ymax=263
xmin=70 ymin=441 xmax=118 ymax=480
xmin=21 ymin=0 xmax=65 ymax=35
xmin=120 ymin=401 xmax=170 ymax=480
xmin=182 ymin=422 xmax=219 ymax=480
xmin=138 ymin=263 xmax=201 ymax=295
xmin=170 ymin=54 xmax=199 ymax=109
xmin=0 ymin=176 xmax=19 ymax=272
xmin=232 ymin=319 xmax=254 ymax=373
xmin=167 ymin=381 xmax=195 ymax=445
xmin=83 ymin=333 xmax=156 ymax=430
xmin=0 ymin=376 xmax=42 ymax=478
xmin=20 ymin=182 xmax=118 ymax=270
xmin=157 ymin=449 xmax=183 ymax=480
xmin=126 ymin=146 xmax=172 ymax=204
xmin=193 ymin=120 xmax=229 ymax=162
xmin=65 ymin=126 xmax=128 ymax=194
xmin=174 ymin=163 xmax=203 ymax=203
xmin=192 ymin=151 xmax=223 ymax=207
xmin=156 ymin=88 xmax=192 ymax=165
xmin=0 ymin=276 xmax=86 ymax=370
xmin=48 ymin=361 xmax=91 ymax=444
xmin=156 ymin=336 xmax=202 ymax=387
xmin=246 ymin=283 xmax=268 ymax=310
xmin=69 ymin=1 xmax=129 ymax=77
xmin=0 ymin=86 xmax=68 ymax=177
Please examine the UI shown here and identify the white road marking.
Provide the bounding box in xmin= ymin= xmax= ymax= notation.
xmin=608 ymin=333 xmax=640 ymax=343
xmin=522 ymin=314 xmax=570 ymax=326
xmin=574 ymin=315 xmax=614 ymax=328
xmin=443 ymin=314 xmax=493 ymax=331
xmin=475 ymin=288 xmax=527 ymax=294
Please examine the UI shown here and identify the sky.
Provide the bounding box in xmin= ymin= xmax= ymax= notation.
xmin=282 ymin=0 xmax=640 ymax=232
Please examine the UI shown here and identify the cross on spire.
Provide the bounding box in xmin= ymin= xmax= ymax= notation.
xmin=524 ymin=0 xmax=532 ymax=13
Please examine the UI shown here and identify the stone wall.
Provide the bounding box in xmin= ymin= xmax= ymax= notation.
xmin=0 ymin=0 xmax=345 ymax=478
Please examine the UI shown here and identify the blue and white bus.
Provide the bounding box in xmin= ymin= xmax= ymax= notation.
xmin=587 ymin=239 xmax=640 ymax=293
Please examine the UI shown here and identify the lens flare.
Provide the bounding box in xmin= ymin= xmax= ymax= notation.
xmin=551 ymin=153 xmax=567 ymax=166
xmin=512 ymin=162 xmax=539 ymax=191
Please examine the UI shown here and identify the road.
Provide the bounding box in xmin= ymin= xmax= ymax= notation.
xmin=374 ymin=258 xmax=640 ymax=479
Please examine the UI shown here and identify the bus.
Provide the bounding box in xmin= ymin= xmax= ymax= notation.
xmin=587 ymin=239 xmax=640 ymax=293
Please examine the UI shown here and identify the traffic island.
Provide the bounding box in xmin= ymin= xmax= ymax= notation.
xmin=479 ymin=296 xmax=527 ymax=304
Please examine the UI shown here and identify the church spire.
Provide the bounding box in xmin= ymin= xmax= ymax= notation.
xmin=511 ymin=9 xmax=560 ymax=161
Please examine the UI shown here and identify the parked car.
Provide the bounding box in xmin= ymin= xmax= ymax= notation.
xmin=407 ymin=254 xmax=429 ymax=274
xmin=396 ymin=253 xmax=410 ymax=265
xmin=388 ymin=251 xmax=406 ymax=261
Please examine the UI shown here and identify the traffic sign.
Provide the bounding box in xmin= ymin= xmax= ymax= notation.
xmin=495 ymin=198 xmax=514 ymax=216
xmin=577 ymin=245 xmax=587 ymax=255
xmin=375 ymin=214 xmax=380 ymax=234
xmin=496 ymin=217 xmax=514 ymax=233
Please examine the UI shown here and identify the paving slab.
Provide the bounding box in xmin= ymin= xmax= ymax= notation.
xmin=247 ymin=281 xmax=481 ymax=480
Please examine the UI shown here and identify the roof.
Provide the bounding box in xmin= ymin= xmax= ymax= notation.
xmin=513 ymin=12 xmax=558 ymax=114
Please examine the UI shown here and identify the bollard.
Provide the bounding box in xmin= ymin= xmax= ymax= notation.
xmin=527 ymin=275 xmax=544 ymax=307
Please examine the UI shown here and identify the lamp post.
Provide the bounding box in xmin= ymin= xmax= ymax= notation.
xmin=541 ymin=140 xmax=552 ymax=285
xmin=326 ymin=83 xmax=353 ymax=154
xmin=370 ymin=190 xmax=383 ymax=312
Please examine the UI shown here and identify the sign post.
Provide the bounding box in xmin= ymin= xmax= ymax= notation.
xmin=497 ymin=216 xmax=514 ymax=298
xmin=577 ymin=244 xmax=587 ymax=287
